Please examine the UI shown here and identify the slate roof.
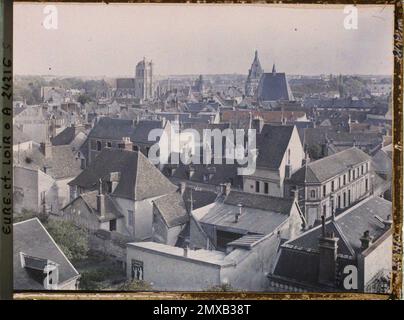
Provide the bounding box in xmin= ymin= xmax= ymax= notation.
xmin=224 ymin=190 xmax=295 ymax=214
xmin=272 ymin=196 xmax=392 ymax=286
xmin=255 ymin=125 xmax=296 ymax=169
xmin=89 ymin=117 xmax=134 ymax=140
xmin=182 ymin=187 xmax=218 ymax=212
xmin=289 ymin=147 xmax=370 ymax=184
xmin=14 ymin=145 xmax=82 ymax=180
xmin=198 ymin=191 xmax=294 ymax=235
xmin=166 ymin=161 xmax=243 ymax=188
xmin=75 ymin=190 xmax=124 ymax=222
xmin=257 ymin=72 xmax=294 ymax=101
xmin=371 ymin=149 xmax=392 ymax=175
xmin=131 ymin=120 xmax=165 ymax=144
xmin=51 ymin=125 xmax=86 ymax=146
xmin=88 ymin=117 xmax=165 ymax=145
xmin=153 ymin=192 xmax=189 ymax=228
xmin=69 ymin=148 xmax=177 ymax=201
xmin=14 ymin=218 xmax=80 ymax=290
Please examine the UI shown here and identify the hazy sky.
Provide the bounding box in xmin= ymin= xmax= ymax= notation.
xmin=14 ymin=3 xmax=394 ymax=77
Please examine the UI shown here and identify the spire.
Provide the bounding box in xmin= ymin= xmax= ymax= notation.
xmin=254 ymin=50 xmax=258 ymax=59
xmin=272 ymin=63 xmax=276 ymax=74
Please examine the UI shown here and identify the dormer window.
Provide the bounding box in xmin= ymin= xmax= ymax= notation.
xmin=96 ymin=140 xmax=102 ymax=151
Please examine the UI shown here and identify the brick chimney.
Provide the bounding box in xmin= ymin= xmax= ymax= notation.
xmin=318 ymin=216 xmax=339 ymax=287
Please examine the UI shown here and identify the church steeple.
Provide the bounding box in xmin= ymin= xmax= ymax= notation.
xmin=245 ymin=50 xmax=263 ymax=97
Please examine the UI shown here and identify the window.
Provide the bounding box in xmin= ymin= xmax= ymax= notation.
xmin=352 ymin=170 xmax=355 ymax=180
xmin=361 ymin=165 xmax=364 ymax=175
xmin=133 ymin=145 xmax=139 ymax=152
xmin=128 ymin=210 xmax=134 ymax=227
xmin=264 ymin=182 xmax=269 ymax=194
xmin=331 ymin=181 xmax=335 ymax=192
xmin=96 ymin=140 xmax=102 ymax=151
xmin=343 ymin=175 xmax=346 ymax=185
xmin=107 ymin=141 xmax=112 ymax=148
xmin=348 ymin=190 xmax=351 ymax=205
xmin=255 ymin=181 xmax=260 ymax=193
xmin=131 ymin=259 xmax=144 ymax=280
xmin=365 ymin=178 xmax=369 ymax=192
xmin=323 ymin=205 xmax=327 ymax=216
xmin=343 ymin=192 xmax=346 ymax=207
xmin=109 ymin=219 xmax=117 ymax=231
xmin=365 ymin=163 xmax=368 ymax=173
xmin=323 ymin=185 xmax=326 ymax=197
xmin=338 ymin=195 xmax=341 ymax=209
xmin=349 ymin=170 xmax=352 ymax=181
xmin=310 ymin=190 xmax=316 ymax=198
xmin=338 ymin=177 xmax=341 ymax=189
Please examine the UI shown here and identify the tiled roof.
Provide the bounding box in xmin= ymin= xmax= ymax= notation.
xmin=14 ymin=218 xmax=80 ymax=290
xmin=153 ymin=192 xmax=189 ymax=228
xmin=14 ymin=145 xmax=82 ymax=180
xmin=289 ymin=147 xmax=370 ymax=184
xmin=69 ymin=148 xmax=177 ymax=201
xmin=89 ymin=117 xmax=134 ymax=140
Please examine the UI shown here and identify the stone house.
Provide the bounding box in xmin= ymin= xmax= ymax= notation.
xmin=13 ymin=143 xmax=82 ymax=215
xmin=66 ymin=148 xmax=178 ymax=241
xmin=243 ymin=123 xmax=304 ymax=198
xmin=285 ymin=147 xmax=372 ymax=228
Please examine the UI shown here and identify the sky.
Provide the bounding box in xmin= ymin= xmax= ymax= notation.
xmin=14 ymin=3 xmax=395 ymax=77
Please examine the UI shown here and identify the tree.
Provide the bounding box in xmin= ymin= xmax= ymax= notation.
xmin=307 ymin=144 xmax=322 ymax=160
xmin=77 ymin=94 xmax=92 ymax=106
xmin=119 ymin=280 xmax=152 ymax=291
xmin=45 ymin=219 xmax=89 ymax=262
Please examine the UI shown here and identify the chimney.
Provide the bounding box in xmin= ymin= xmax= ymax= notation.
xmin=183 ymin=239 xmax=189 ymax=257
xmin=285 ymin=164 xmax=292 ymax=179
xmin=235 ymin=203 xmax=242 ymax=223
xmin=360 ymin=230 xmax=373 ymax=250
xmin=40 ymin=141 xmax=52 ymax=159
xmin=318 ymin=215 xmax=339 ymax=287
xmin=251 ymin=116 xmax=264 ymax=134
xmin=120 ymin=137 xmax=133 ymax=151
xmin=220 ymin=183 xmax=231 ymax=196
xmin=97 ymin=179 xmax=105 ymax=217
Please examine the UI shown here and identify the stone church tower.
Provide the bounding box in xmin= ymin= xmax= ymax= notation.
xmin=135 ymin=57 xmax=154 ymax=101
xmin=245 ymin=50 xmax=263 ymax=97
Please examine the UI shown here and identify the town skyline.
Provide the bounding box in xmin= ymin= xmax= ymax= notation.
xmin=14 ymin=4 xmax=394 ymax=77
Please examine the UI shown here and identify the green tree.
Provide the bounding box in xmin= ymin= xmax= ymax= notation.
xmin=45 ymin=219 xmax=89 ymax=262
xmin=119 ymin=280 xmax=152 ymax=291
xmin=307 ymin=144 xmax=323 ymax=160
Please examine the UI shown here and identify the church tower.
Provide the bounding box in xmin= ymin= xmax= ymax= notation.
xmin=245 ymin=50 xmax=263 ymax=97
